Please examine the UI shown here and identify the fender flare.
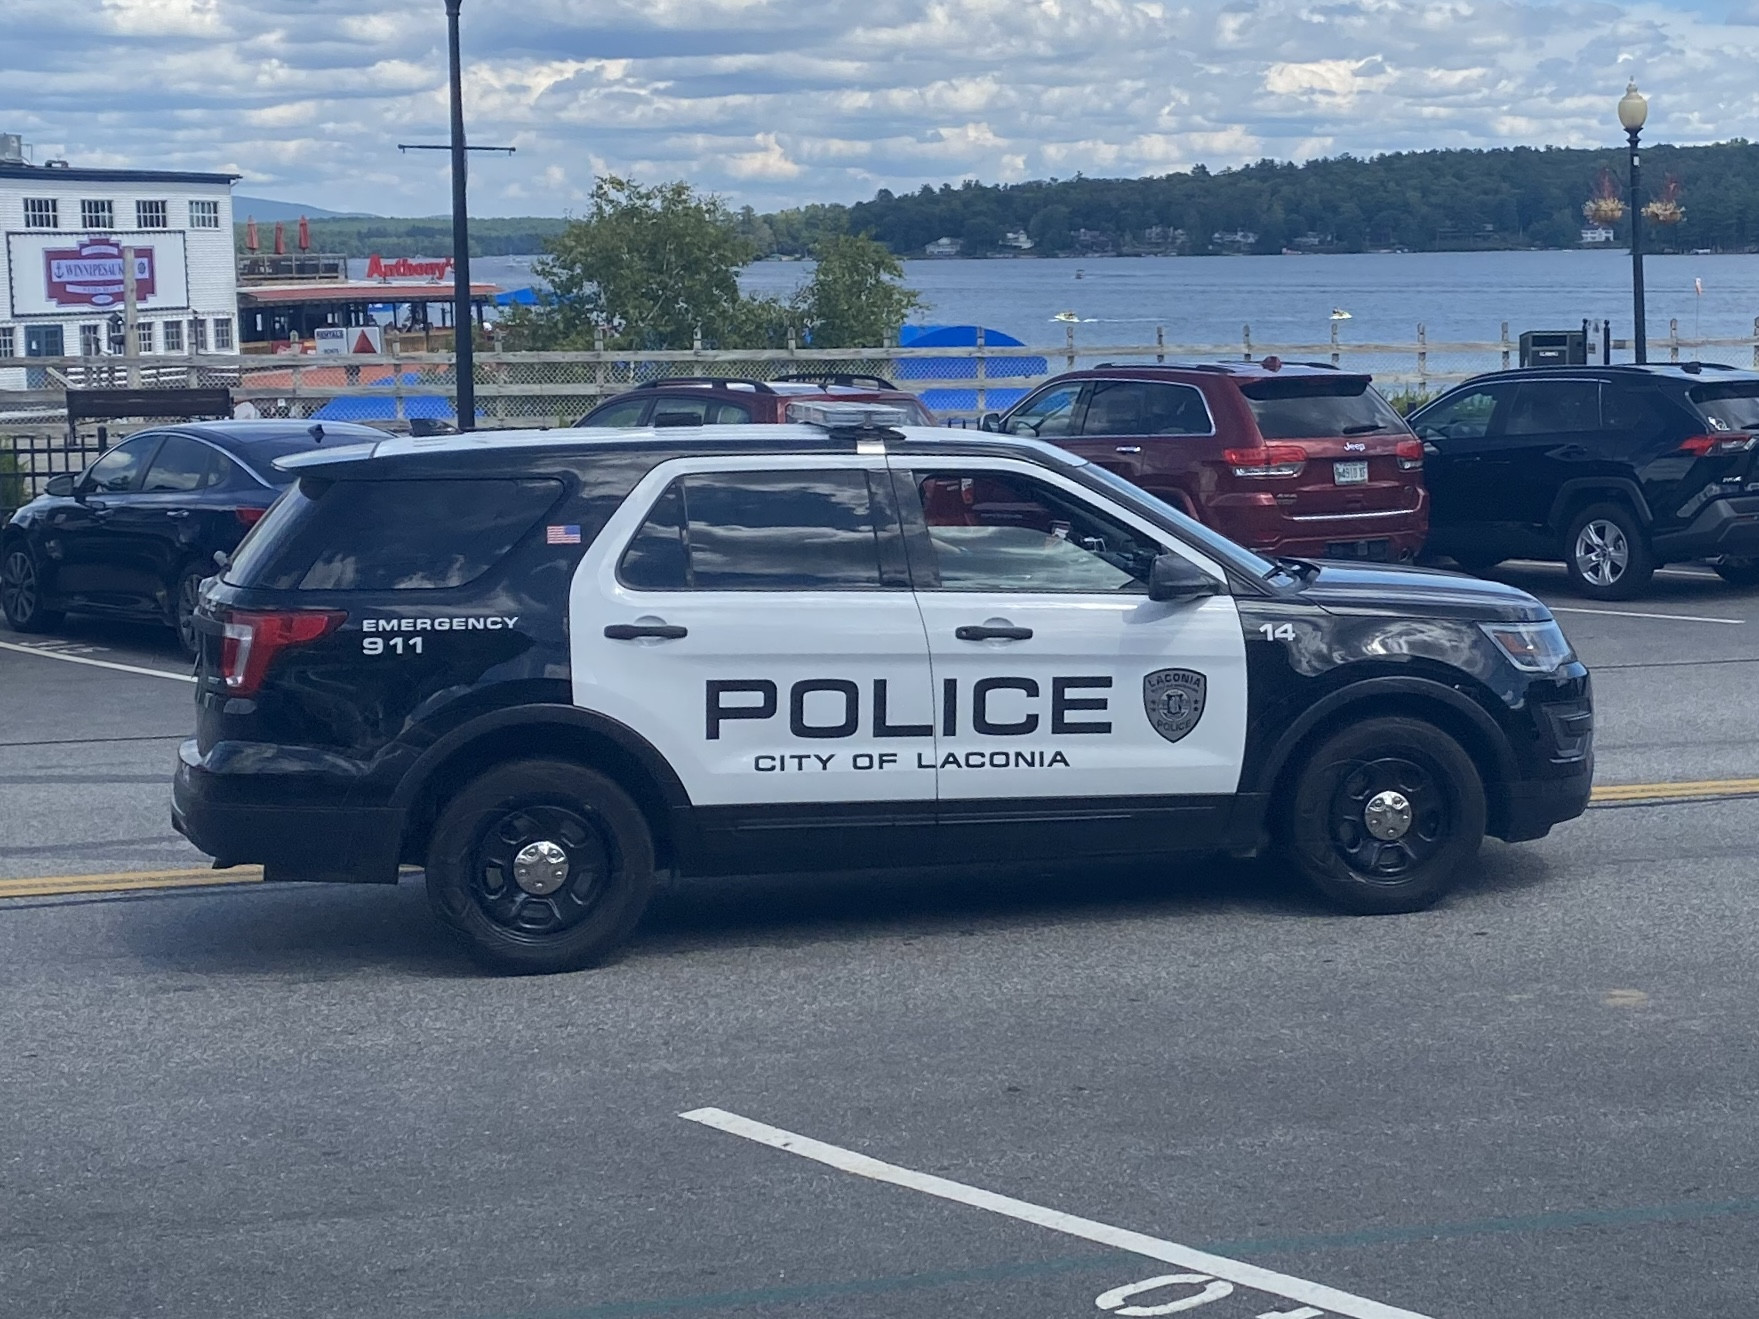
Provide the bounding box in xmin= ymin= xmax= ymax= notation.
xmin=1547 ymin=477 xmax=1653 ymax=531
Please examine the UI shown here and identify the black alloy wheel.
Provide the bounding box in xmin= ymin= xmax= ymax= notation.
xmin=426 ymin=759 xmax=657 ymax=973
xmin=173 ymin=565 xmax=208 ymax=658
xmin=1284 ymin=716 xmax=1486 ymax=914
xmin=1 ymin=545 xmax=63 ymax=633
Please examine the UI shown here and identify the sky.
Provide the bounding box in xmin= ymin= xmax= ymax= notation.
xmin=7 ymin=0 xmax=1759 ymax=217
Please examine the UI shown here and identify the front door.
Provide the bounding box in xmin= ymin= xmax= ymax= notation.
xmin=1411 ymin=383 xmax=1514 ymax=555
xmin=895 ymin=458 xmax=1248 ymax=857
xmin=571 ymin=454 xmax=938 ymax=869
xmin=49 ymin=432 xmax=164 ymax=606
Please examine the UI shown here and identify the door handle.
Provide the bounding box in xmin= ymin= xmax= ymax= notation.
xmin=603 ymin=623 xmax=687 ymax=641
xmin=1115 ymin=445 xmax=1142 ymax=454
xmin=955 ymin=624 xmax=1032 ymax=641
xmin=166 ymin=509 xmax=190 ymax=520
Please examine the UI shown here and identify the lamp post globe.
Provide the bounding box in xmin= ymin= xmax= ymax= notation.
xmin=1621 ymin=81 xmax=1648 ymax=364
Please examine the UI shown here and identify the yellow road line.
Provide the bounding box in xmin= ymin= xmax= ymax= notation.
xmin=0 ymin=866 xmax=263 ymax=900
xmin=1590 ymin=778 xmax=1759 ymax=805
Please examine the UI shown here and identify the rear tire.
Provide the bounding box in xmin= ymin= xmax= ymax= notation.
xmin=1 ymin=543 xmax=64 ymax=634
xmin=425 ymin=758 xmax=656 ymax=974
xmin=1281 ymin=716 xmax=1486 ymax=914
xmin=1564 ymin=502 xmax=1654 ymax=600
xmin=1449 ymin=553 xmax=1505 ymax=576
xmin=171 ymin=563 xmax=209 ymax=658
xmin=1713 ymin=557 xmax=1759 ymax=588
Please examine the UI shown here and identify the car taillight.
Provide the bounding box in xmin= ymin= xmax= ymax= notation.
xmin=1679 ymin=433 xmax=1755 ymax=457
xmin=1224 ymin=444 xmax=1307 ymax=477
xmin=216 ymin=608 xmax=346 ymax=696
xmin=235 ymin=506 xmax=267 ymax=527
xmin=1396 ymin=438 xmax=1424 ymax=470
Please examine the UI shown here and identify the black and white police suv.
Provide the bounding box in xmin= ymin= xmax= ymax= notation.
xmin=173 ymin=403 xmax=1594 ymax=972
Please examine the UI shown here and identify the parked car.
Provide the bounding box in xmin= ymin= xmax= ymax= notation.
xmin=575 ymin=375 xmax=938 ymax=428
xmin=1 ymin=420 xmax=388 ymax=655
xmin=1409 ymin=363 xmax=1759 ymax=598
xmin=979 ymin=361 xmax=1427 ymax=563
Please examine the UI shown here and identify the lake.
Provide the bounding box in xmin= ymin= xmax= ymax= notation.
xmin=459 ymin=249 xmax=1759 ymax=372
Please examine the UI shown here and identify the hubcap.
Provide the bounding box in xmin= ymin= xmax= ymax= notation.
xmin=1574 ymin=519 xmax=1629 ymax=587
xmin=1328 ymin=756 xmax=1448 ymax=880
xmin=511 ymin=840 xmax=570 ymax=895
xmin=1362 ymin=789 xmax=1414 ymax=841
xmin=470 ymin=804 xmax=612 ymax=937
xmin=2 ymin=550 xmax=36 ymax=622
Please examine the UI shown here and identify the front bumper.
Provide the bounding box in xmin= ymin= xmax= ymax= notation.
xmin=1492 ymin=755 xmax=1594 ymax=842
xmin=172 ymin=739 xmax=403 ymax=883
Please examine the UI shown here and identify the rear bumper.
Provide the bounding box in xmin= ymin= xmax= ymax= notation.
xmin=1209 ymin=491 xmax=1428 ymax=562
xmin=172 ymin=739 xmax=403 ymax=883
xmin=1652 ymin=496 xmax=1759 ymax=560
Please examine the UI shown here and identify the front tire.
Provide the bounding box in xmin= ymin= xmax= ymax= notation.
xmin=1282 ymin=716 xmax=1487 ymax=914
xmin=425 ymin=759 xmax=657 ymax=974
xmin=1565 ymin=502 xmax=1654 ymax=599
xmin=1 ymin=543 xmax=64 ymax=634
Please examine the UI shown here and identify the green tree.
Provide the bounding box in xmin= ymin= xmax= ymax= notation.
xmin=507 ymin=177 xmax=759 ymax=350
xmin=790 ymin=234 xmax=922 ymax=348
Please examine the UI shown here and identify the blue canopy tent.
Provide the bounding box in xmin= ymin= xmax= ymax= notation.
xmin=895 ymin=325 xmax=1047 ymax=415
xmin=312 ymin=371 xmax=471 ymax=423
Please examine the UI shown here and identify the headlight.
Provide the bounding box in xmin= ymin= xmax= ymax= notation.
xmin=1479 ymin=620 xmax=1575 ymax=673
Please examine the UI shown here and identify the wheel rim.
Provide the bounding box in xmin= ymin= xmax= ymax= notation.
xmin=176 ymin=574 xmax=203 ymax=651
xmin=1574 ymin=519 xmax=1629 ymax=587
xmin=1327 ymin=755 xmax=1449 ymax=881
xmin=469 ymin=803 xmax=613 ymax=938
xmin=2 ymin=550 xmax=36 ymax=623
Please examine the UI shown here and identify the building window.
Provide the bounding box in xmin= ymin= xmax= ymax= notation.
xmin=24 ymin=198 xmax=58 ymax=229
xmin=189 ymin=317 xmax=208 ymax=352
xmin=137 ymin=321 xmax=156 ymax=354
xmin=136 ymin=199 xmax=168 ymax=229
xmin=212 ymin=316 xmax=234 ymax=350
xmin=189 ymin=198 xmax=220 ymax=229
xmin=81 ymin=199 xmax=114 ymax=231
xmin=163 ymin=319 xmax=184 ymax=352
xmin=80 ymin=323 xmax=102 ymax=356
xmin=0 ymin=327 xmax=15 ymax=358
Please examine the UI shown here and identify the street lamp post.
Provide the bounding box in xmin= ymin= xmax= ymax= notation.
xmin=1619 ymin=80 xmax=1649 ymax=365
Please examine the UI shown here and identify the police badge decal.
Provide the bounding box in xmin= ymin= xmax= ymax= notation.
xmin=1142 ymin=668 xmax=1207 ymax=744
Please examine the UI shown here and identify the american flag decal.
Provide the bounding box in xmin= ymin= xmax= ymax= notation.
xmin=546 ymin=524 xmax=582 ymax=545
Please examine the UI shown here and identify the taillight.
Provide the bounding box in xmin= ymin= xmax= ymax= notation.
xmin=235 ymin=506 xmax=267 ymax=527
xmin=1679 ymin=433 xmax=1755 ymax=457
xmin=216 ymin=608 xmax=346 ymax=696
xmin=1396 ymin=438 xmax=1424 ymax=470
xmin=1224 ymin=444 xmax=1307 ymax=477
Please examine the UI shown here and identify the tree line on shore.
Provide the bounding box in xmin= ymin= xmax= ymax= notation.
xmin=252 ymin=140 xmax=1759 ymax=261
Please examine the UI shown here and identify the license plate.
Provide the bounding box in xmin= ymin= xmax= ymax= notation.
xmin=1334 ymin=460 xmax=1369 ymax=485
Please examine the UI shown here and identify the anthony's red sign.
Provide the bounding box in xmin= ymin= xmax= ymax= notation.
xmin=43 ymin=239 xmax=156 ymax=308
xmin=366 ymin=253 xmax=452 ymax=280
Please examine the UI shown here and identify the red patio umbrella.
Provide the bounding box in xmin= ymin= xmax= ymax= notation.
xmin=273 ymin=221 xmax=285 ymax=255
xmin=244 ymin=216 xmax=259 ymax=251
xmin=297 ymin=215 xmax=310 ymax=251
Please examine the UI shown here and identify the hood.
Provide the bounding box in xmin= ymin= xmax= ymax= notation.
xmin=1295 ymin=561 xmax=1551 ymax=622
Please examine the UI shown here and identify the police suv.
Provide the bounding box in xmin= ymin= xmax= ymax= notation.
xmin=173 ymin=404 xmax=1594 ymax=973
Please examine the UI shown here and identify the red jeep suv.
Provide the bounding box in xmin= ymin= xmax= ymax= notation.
xmin=982 ymin=361 xmax=1427 ymax=561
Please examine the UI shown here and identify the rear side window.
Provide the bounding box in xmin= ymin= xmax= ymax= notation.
xmin=648 ymin=397 xmax=753 ymax=426
xmin=1242 ymin=377 xmax=1406 ymax=439
xmin=618 ymin=470 xmax=888 ymax=590
xmin=141 ymin=436 xmax=216 ymax=493
xmin=224 ymin=478 xmax=561 ymax=591
xmin=581 ymin=399 xmax=649 ymax=427
xmin=1689 ymin=383 xmax=1759 ymax=432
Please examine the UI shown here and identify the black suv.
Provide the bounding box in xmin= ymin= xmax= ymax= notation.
xmin=1409 ymin=364 xmax=1759 ymax=598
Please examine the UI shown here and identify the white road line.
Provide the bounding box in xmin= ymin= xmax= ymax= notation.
xmin=680 ymin=1107 xmax=1433 ymax=1319
xmin=1549 ymin=605 xmax=1744 ymax=625
xmin=0 ymin=639 xmax=195 ymax=683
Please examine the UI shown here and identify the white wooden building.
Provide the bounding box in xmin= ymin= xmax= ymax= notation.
xmin=0 ymin=135 xmax=238 ymax=361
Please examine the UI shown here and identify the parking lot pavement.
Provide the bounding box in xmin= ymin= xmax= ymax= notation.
xmin=3 ymin=592 xmax=1759 ymax=1319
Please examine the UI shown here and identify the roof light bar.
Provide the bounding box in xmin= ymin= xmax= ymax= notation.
xmin=787 ymin=401 xmax=912 ymax=429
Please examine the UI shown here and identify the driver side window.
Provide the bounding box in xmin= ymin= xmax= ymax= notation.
xmin=1413 ymin=387 xmax=1507 ymax=445
xmin=80 ymin=434 xmax=161 ymax=494
xmin=915 ymin=469 xmax=1164 ymax=592
xmin=1002 ymin=384 xmax=1085 ymax=438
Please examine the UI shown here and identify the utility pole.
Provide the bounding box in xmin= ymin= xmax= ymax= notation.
xmin=122 ymin=245 xmax=140 ymax=387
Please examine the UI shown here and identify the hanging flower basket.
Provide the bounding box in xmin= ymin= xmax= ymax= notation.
xmin=1583 ymin=167 xmax=1625 ymax=226
xmin=1643 ymin=174 xmax=1686 ymax=225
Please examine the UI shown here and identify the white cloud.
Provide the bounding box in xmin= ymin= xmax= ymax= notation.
xmin=1 ymin=0 xmax=1756 ymax=213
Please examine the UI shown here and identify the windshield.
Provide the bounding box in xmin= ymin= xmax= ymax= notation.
xmin=1242 ymin=377 xmax=1409 ymax=439
xmin=1075 ymin=461 xmax=1276 ymax=579
xmin=1689 ymin=383 xmax=1759 ymax=432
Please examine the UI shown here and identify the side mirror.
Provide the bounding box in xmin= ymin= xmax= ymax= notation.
xmin=1148 ymin=552 xmax=1221 ymax=602
xmin=979 ymin=411 xmax=1003 ymax=432
xmin=44 ymin=474 xmax=76 ymax=498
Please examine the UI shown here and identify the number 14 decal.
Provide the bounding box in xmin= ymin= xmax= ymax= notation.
xmin=1257 ymin=622 xmax=1296 ymax=642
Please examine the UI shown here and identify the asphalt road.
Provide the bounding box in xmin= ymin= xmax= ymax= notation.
xmin=2 ymin=568 xmax=1757 ymax=1319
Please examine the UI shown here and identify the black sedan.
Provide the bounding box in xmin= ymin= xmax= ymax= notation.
xmin=1 ymin=421 xmax=387 ymax=655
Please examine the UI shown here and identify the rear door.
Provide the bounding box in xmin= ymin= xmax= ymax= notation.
xmin=1060 ymin=378 xmax=1215 ymax=504
xmin=112 ymin=434 xmax=220 ymax=610
xmin=1496 ymin=379 xmax=1606 ymax=529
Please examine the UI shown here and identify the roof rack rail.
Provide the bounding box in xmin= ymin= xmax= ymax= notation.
xmin=633 ymin=377 xmax=775 ymax=393
xmin=772 ymin=371 xmax=901 ymax=390
xmin=1296 ymin=360 xmax=1342 ymax=370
